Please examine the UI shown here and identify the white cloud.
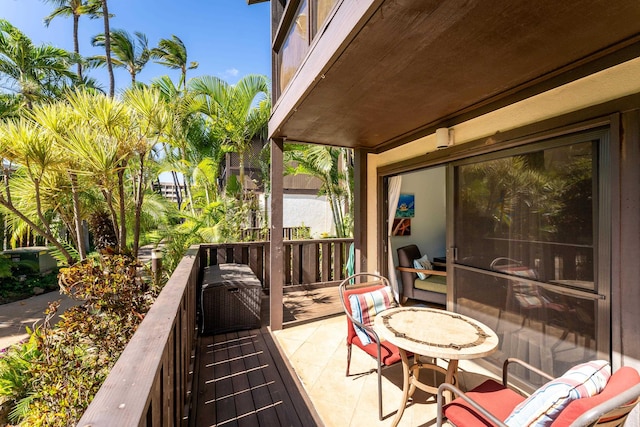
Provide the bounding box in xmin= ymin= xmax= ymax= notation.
xmin=225 ymin=68 xmax=239 ymax=77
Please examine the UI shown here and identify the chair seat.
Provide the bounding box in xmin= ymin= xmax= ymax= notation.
xmin=443 ymin=379 xmax=526 ymax=427
xmin=354 ymin=336 xmax=407 ymax=366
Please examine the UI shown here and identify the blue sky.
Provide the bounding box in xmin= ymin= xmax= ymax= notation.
xmin=0 ymin=0 xmax=271 ymax=92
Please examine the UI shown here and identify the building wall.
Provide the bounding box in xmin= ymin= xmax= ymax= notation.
xmin=262 ymin=193 xmax=335 ymax=238
xmin=283 ymin=194 xmax=335 ymax=238
xmin=367 ymin=57 xmax=640 ymax=425
xmin=368 ymin=56 xmax=640 ymax=270
xmin=389 ymin=167 xmax=446 ymax=270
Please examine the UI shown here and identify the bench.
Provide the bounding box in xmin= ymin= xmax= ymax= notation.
xmin=200 ymin=263 xmax=262 ymax=335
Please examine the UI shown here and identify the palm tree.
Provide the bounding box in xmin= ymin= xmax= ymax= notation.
xmin=284 ymin=144 xmax=353 ymax=238
xmin=42 ymin=0 xmax=100 ymax=81
xmin=0 ymin=19 xmax=76 ymax=107
xmin=189 ymin=74 xmax=270 ymax=195
xmin=63 ymin=90 xmax=132 ymax=252
xmin=150 ymin=35 xmax=198 ymax=90
xmin=121 ymin=85 xmax=169 ymax=256
xmin=91 ymin=29 xmax=150 ymax=85
xmin=0 ymin=117 xmax=76 ymax=263
xmin=87 ymin=0 xmax=115 ymax=96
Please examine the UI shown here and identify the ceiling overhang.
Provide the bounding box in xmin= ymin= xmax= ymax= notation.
xmin=268 ymin=0 xmax=640 ymax=152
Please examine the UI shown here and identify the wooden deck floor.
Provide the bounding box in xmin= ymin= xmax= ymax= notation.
xmin=192 ymin=328 xmax=322 ymax=427
xmin=191 ymin=284 xmax=341 ymax=427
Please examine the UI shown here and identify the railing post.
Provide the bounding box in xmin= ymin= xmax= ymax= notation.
xmin=151 ymin=248 xmax=163 ymax=285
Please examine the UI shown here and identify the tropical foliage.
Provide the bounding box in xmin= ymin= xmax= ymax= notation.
xmin=0 ymin=254 xmax=158 ymax=426
xmin=284 ymin=144 xmax=354 ymax=237
xmin=0 ymin=8 xmax=355 ymax=422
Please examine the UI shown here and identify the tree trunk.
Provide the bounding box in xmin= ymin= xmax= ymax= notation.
xmin=101 ymin=0 xmax=115 ymax=97
xmin=101 ymin=188 xmax=121 ymax=249
xmin=132 ymin=154 xmax=145 ymax=258
xmin=1 ymin=172 xmax=73 ymax=263
xmin=68 ymin=172 xmax=86 ymax=259
xmin=73 ymin=14 xmax=82 ymax=80
xmin=117 ymin=167 xmax=127 ymax=253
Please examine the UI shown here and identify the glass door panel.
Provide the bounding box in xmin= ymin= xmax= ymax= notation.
xmin=451 ymin=129 xmax=610 ymax=383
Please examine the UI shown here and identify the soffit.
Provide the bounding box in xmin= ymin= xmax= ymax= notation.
xmin=270 ymin=0 xmax=640 ymax=152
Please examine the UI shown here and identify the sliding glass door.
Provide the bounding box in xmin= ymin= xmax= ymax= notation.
xmin=450 ymin=128 xmax=611 ymax=382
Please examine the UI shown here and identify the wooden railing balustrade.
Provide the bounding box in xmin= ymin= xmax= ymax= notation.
xmin=240 ymin=226 xmax=311 ymax=241
xmin=198 ymin=238 xmax=353 ymax=288
xmin=77 ymin=238 xmax=352 ymax=426
xmin=78 ymin=246 xmax=199 ymax=426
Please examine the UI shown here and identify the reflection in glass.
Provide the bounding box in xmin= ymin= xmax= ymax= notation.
xmin=279 ymin=0 xmax=309 ymax=93
xmin=453 ymin=138 xmax=601 ymax=386
xmin=314 ymin=0 xmax=339 ymax=31
xmin=455 ymin=141 xmax=595 ymax=289
xmin=455 ymin=268 xmax=597 ymax=383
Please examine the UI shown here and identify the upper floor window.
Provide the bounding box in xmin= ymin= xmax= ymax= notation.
xmin=277 ymin=0 xmax=339 ymax=95
xmin=279 ymin=0 xmax=309 ymax=93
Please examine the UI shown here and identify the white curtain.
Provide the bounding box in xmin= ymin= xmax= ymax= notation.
xmin=387 ymin=175 xmax=402 ymax=302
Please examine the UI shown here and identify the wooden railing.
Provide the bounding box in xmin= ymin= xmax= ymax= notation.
xmin=198 ymin=238 xmax=353 ymax=288
xmin=76 ymin=238 xmax=352 ymax=425
xmin=77 ymin=246 xmax=199 ymax=426
xmin=240 ymin=226 xmax=311 ymax=241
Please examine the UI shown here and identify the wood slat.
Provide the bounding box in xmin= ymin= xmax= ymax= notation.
xmin=320 ymin=242 xmax=330 ymax=282
xmin=227 ymin=332 xmax=260 ymax=427
xmin=213 ymin=333 xmax=237 ymax=425
xmin=333 ymin=241 xmax=345 ymax=280
xmin=191 ymin=328 xmax=321 ymax=427
xmin=292 ymin=243 xmax=302 ymax=285
xmin=302 ymin=243 xmax=319 ymax=284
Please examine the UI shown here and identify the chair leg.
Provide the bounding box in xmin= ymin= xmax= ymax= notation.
xmin=346 ymin=344 xmax=352 ymax=376
xmin=378 ymin=357 xmax=384 ymax=420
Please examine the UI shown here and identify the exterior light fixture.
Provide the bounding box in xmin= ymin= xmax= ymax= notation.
xmin=436 ymin=127 xmax=455 ymax=149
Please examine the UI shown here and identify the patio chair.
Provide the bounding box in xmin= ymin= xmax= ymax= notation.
xmin=491 ymin=257 xmax=569 ymax=327
xmin=396 ymin=244 xmax=447 ymax=305
xmin=436 ymin=358 xmax=640 ymax=427
xmin=338 ymin=272 xmax=409 ymax=420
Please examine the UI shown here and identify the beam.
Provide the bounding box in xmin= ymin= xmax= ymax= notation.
xmin=269 ymin=138 xmax=284 ymax=330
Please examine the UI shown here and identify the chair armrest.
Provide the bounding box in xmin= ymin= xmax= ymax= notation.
xmin=503 ymin=357 xmax=554 ymax=386
xmin=436 ymin=382 xmax=508 ymax=427
xmin=569 ymin=383 xmax=640 ymax=427
xmin=396 ymin=266 xmax=447 ymax=277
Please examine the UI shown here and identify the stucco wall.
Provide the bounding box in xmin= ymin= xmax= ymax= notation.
xmin=263 ymin=194 xmax=335 ymax=238
xmin=389 ymin=167 xmax=446 ymax=267
xmin=368 ymin=56 xmax=640 ymax=273
xmin=365 ymin=57 xmax=640 ymax=426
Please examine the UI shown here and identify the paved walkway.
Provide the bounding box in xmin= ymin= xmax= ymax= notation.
xmin=0 ymin=245 xmax=161 ymax=352
xmin=0 ymin=291 xmax=79 ymax=351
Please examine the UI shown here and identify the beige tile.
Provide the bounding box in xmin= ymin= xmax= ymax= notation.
xmin=274 ymin=313 xmax=494 ymax=427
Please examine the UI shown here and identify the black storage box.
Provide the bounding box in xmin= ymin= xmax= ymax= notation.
xmin=200 ymin=264 xmax=262 ymax=335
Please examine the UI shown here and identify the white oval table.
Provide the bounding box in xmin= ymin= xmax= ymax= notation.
xmin=374 ymin=306 xmax=499 ymax=426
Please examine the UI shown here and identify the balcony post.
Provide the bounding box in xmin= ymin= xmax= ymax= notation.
xmin=269 ymin=138 xmax=284 ymax=330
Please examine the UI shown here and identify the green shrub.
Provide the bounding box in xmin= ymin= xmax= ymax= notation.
xmin=2 ymin=254 xmax=161 ymax=426
xmin=0 ymin=332 xmax=41 ymax=424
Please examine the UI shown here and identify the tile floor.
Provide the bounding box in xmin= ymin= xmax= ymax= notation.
xmin=274 ymin=315 xmax=500 ymax=427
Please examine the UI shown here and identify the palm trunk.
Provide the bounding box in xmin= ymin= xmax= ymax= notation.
xmin=68 ymin=172 xmax=86 ymax=259
xmin=101 ymin=0 xmax=115 ymax=97
xmin=73 ymin=14 xmax=82 ymax=80
xmin=1 ymin=172 xmax=73 ymax=264
xmin=117 ymin=167 xmax=127 ymax=253
xmin=101 ymin=188 xmax=120 ymax=249
xmin=180 ymin=148 xmax=195 ymax=216
xmin=132 ymin=154 xmax=145 ymax=258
